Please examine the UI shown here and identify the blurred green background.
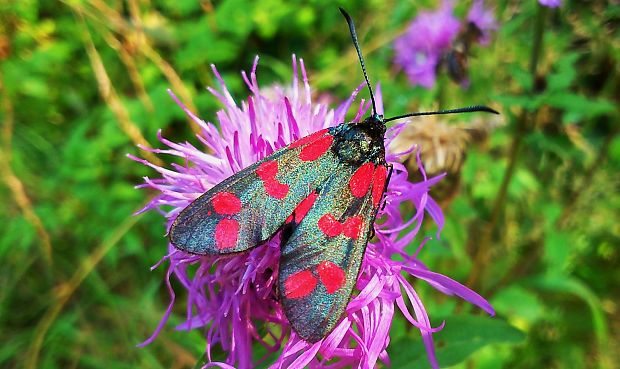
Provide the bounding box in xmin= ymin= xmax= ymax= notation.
xmin=1 ymin=1 xmax=618 ymax=368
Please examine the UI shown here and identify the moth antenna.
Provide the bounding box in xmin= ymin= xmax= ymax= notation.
xmin=384 ymin=105 xmax=499 ymax=123
xmin=339 ymin=8 xmax=377 ymax=116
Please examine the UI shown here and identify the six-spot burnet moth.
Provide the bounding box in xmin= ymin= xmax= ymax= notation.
xmin=169 ymin=8 xmax=499 ymax=343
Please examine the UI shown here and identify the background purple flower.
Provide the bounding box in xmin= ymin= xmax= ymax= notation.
xmin=467 ymin=0 xmax=498 ymax=45
xmin=132 ymin=56 xmax=493 ymax=369
xmin=538 ymin=0 xmax=562 ymax=8
xmin=395 ymin=0 xmax=498 ymax=89
xmin=393 ymin=1 xmax=461 ymax=88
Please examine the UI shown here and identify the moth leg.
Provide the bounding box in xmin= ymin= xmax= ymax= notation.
xmin=384 ymin=164 xmax=394 ymax=191
xmin=381 ymin=164 xmax=394 ymax=211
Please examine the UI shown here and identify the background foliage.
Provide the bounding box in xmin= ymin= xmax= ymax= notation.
xmin=1 ymin=1 xmax=618 ymax=368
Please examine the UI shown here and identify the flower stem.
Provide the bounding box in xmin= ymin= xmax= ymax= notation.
xmin=466 ymin=5 xmax=547 ymax=290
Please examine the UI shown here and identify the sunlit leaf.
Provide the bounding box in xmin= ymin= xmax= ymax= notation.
xmin=389 ymin=316 xmax=525 ymax=369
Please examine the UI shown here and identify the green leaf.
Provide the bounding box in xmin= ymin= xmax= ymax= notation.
xmin=526 ymin=275 xmax=609 ymax=351
xmin=543 ymin=229 xmax=572 ymax=271
xmin=389 ymin=316 xmax=525 ymax=369
xmin=215 ymin=0 xmax=256 ymax=38
xmin=160 ymin=0 xmax=201 ymax=16
xmin=494 ymin=93 xmax=543 ymax=111
xmin=547 ymin=53 xmax=579 ymax=92
xmin=508 ymin=168 xmax=540 ymax=199
xmin=543 ymin=93 xmax=616 ymax=122
xmin=610 ymin=135 xmax=620 ymax=165
xmin=253 ymin=0 xmax=292 ymax=38
xmin=507 ymin=64 xmax=534 ymax=91
xmin=491 ymin=286 xmax=545 ymax=323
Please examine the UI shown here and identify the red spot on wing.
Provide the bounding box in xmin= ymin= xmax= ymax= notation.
xmin=264 ymin=180 xmax=289 ymax=199
xmin=372 ymin=165 xmax=388 ymax=207
xmin=317 ymin=261 xmax=346 ymax=294
xmin=255 ymin=160 xmax=289 ymax=199
xmin=343 ymin=216 xmax=363 ymax=239
xmin=256 ymin=160 xmax=278 ymax=180
xmin=215 ymin=219 xmax=239 ymax=249
xmin=288 ymin=129 xmax=328 ymax=149
xmin=284 ymin=270 xmax=318 ymax=299
xmin=318 ymin=214 xmax=363 ymax=239
xmin=318 ymin=214 xmax=342 ymax=237
xmin=294 ymin=192 xmax=319 ymax=223
xmin=212 ymin=192 xmax=242 ymax=215
xmin=299 ymin=135 xmax=334 ymax=162
xmin=349 ymin=162 xmax=375 ymax=197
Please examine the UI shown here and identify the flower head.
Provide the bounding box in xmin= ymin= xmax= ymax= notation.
xmin=132 ymin=56 xmax=493 ymax=369
xmin=394 ymin=0 xmax=497 ymax=89
xmin=538 ymin=0 xmax=562 ymax=8
xmin=394 ymin=1 xmax=460 ymax=88
xmin=467 ymin=0 xmax=498 ymax=45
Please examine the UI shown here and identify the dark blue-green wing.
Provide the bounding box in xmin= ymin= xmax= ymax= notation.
xmin=169 ymin=129 xmax=337 ymax=254
xmin=278 ymin=161 xmax=388 ymax=342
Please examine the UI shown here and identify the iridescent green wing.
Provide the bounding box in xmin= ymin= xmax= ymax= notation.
xmin=278 ymin=162 xmax=388 ymax=342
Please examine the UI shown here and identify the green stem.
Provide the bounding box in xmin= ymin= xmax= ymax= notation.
xmin=466 ymin=5 xmax=546 ymax=290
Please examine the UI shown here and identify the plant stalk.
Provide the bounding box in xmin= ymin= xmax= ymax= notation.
xmin=466 ymin=5 xmax=547 ymax=290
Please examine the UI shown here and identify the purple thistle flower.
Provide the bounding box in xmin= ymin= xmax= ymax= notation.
xmin=393 ymin=1 xmax=461 ymax=88
xmin=131 ymin=56 xmax=494 ymax=369
xmin=467 ymin=0 xmax=498 ymax=46
xmin=538 ymin=0 xmax=562 ymax=8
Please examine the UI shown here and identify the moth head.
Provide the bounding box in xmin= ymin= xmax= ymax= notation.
xmin=361 ymin=113 xmax=385 ymax=127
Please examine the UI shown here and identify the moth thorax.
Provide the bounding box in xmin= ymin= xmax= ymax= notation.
xmin=334 ymin=125 xmax=384 ymax=165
